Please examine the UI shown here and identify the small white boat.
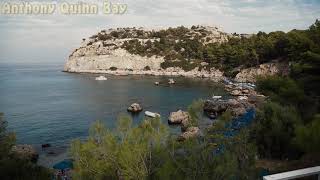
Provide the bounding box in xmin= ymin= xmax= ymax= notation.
xmin=168 ymin=79 xmax=175 ymax=84
xmin=145 ymin=111 xmax=160 ymax=118
xmin=212 ymin=95 xmax=222 ymax=99
xmin=224 ymin=78 xmax=234 ymax=85
xmin=238 ymin=96 xmax=248 ymax=100
xmin=154 ymin=82 xmax=160 ymax=85
xmin=247 ymin=83 xmax=256 ymax=88
xmin=95 ymin=76 xmax=107 ymax=81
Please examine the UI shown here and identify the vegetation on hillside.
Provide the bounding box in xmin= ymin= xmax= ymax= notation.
xmin=120 ymin=20 xmax=320 ymax=77
xmin=0 ymin=113 xmax=51 ymax=180
xmin=250 ymin=21 xmax=320 ymax=165
xmin=249 ymin=20 xmax=320 ymax=168
xmin=250 ymin=75 xmax=320 ymax=171
xmin=71 ymin=111 xmax=257 ymax=180
xmin=70 ymin=116 xmax=169 ymax=179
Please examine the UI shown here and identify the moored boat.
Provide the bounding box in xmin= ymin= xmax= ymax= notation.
xmin=145 ymin=111 xmax=160 ymax=118
xmin=95 ymin=76 xmax=107 ymax=81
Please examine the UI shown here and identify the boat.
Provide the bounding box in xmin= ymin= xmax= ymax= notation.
xmin=168 ymin=78 xmax=175 ymax=84
xmin=95 ymin=75 xmax=107 ymax=81
xmin=154 ymin=82 xmax=160 ymax=85
xmin=223 ymin=78 xmax=233 ymax=85
xmin=145 ymin=111 xmax=160 ymax=118
xmin=238 ymin=96 xmax=248 ymax=100
xmin=212 ymin=95 xmax=222 ymax=99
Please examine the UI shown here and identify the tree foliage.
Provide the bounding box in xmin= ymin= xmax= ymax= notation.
xmin=71 ymin=116 xmax=169 ymax=180
xmin=251 ymin=102 xmax=302 ymax=159
xmin=0 ymin=113 xmax=15 ymax=158
xmin=294 ymin=114 xmax=320 ymax=153
xmin=121 ymin=20 xmax=320 ymax=81
xmin=256 ymin=76 xmax=305 ymax=106
xmin=0 ymin=113 xmax=51 ymax=180
xmin=71 ymin=112 xmax=258 ymax=180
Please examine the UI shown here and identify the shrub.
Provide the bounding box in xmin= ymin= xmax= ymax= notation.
xmin=162 ymin=110 xmax=257 ymax=180
xmin=109 ymin=67 xmax=118 ymax=71
xmin=294 ymin=114 xmax=320 ymax=153
xmin=110 ymin=31 xmax=119 ymax=38
xmin=0 ymin=113 xmax=15 ymax=159
xmin=256 ymin=76 xmax=305 ymax=106
xmin=98 ymin=33 xmax=112 ymax=41
xmin=71 ymin=114 xmax=258 ymax=180
xmin=71 ymin=117 xmax=168 ymax=180
xmin=0 ymin=158 xmax=52 ymax=180
xmin=0 ymin=113 xmax=52 ymax=180
xmin=143 ymin=66 xmax=151 ymax=71
xmin=89 ymin=34 xmax=98 ymax=39
xmin=187 ymin=100 xmax=204 ymax=127
xmin=251 ymin=101 xmax=302 ymax=159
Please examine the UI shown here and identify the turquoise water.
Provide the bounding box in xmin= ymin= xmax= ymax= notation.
xmin=0 ymin=62 xmax=226 ymax=147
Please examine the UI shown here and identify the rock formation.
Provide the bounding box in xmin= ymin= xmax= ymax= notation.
xmin=127 ymin=103 xmax=143 ymax=113
xmin=203 ymin=98 xmax=253 ymax=119
xmin=178 ymin=127 xmax=200 ymax=141
xmin=168 ymin=110 xmax=200 ymax=140
xmin=234 ymin=63 xmax=280 ymax=83
xmin=11 ymin=144 xmax=39 ymax=162
xmin=168 ymin=110 xmax=189 ymax=125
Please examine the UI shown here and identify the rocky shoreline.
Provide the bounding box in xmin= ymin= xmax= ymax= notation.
xmin=63 ymin=67 xmax=225 ymax=82
xmin=169 ymin=79 xmax=265 ymax=141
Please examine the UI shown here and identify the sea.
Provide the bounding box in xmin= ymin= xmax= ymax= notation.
xmin=0 ymin=62 xmax=227 ymax=166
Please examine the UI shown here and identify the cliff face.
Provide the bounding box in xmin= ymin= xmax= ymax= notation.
xmin=234 ymin=63 xmax=281 ymax=83
xmin=64 ymin=34 xmax=165 ymax=72
xmin=63 ymin=26 xmax=230 ymax=81
xmin=64 ymin=47 xmax=165 ymax=72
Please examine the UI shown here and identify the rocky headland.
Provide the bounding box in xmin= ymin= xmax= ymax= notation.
xmin=64 ymin=25 xmax=281 ymax=83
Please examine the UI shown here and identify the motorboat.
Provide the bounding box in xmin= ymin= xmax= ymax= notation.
xmin=95 ymin=75 xmax=107 ymax=81
xmin=145 ymin=111 xmax=160 ymax=118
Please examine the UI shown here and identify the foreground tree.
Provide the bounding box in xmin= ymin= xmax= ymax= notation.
xmin=251 ymin=102 xmax=302 ymax=160
xmin=71 ymin=110 xmax=258 ymax=180
xmin=157 ymin=110 xmax=257 ymax=180
xmin=71 ymin=116 xmax=169 ymax=180
xmin=294 ymin=114 xmax=320 ymax=153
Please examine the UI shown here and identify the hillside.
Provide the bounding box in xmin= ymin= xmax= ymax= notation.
xmin=64 ymin=21 xmax=319 ymax=83
xmin=63 ymin=25 xmax=233 ymax=81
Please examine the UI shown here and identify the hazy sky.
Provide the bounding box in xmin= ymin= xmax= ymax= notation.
xmin=0 ymin=0 xmax=319 ymax=64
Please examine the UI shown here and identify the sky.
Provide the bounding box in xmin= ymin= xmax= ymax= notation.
xmin=0 ymin=0 xmax=319 ymax=64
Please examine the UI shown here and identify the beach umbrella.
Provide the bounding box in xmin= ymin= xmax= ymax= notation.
xmin=53 ymin=159 xmax=73 ymax=170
